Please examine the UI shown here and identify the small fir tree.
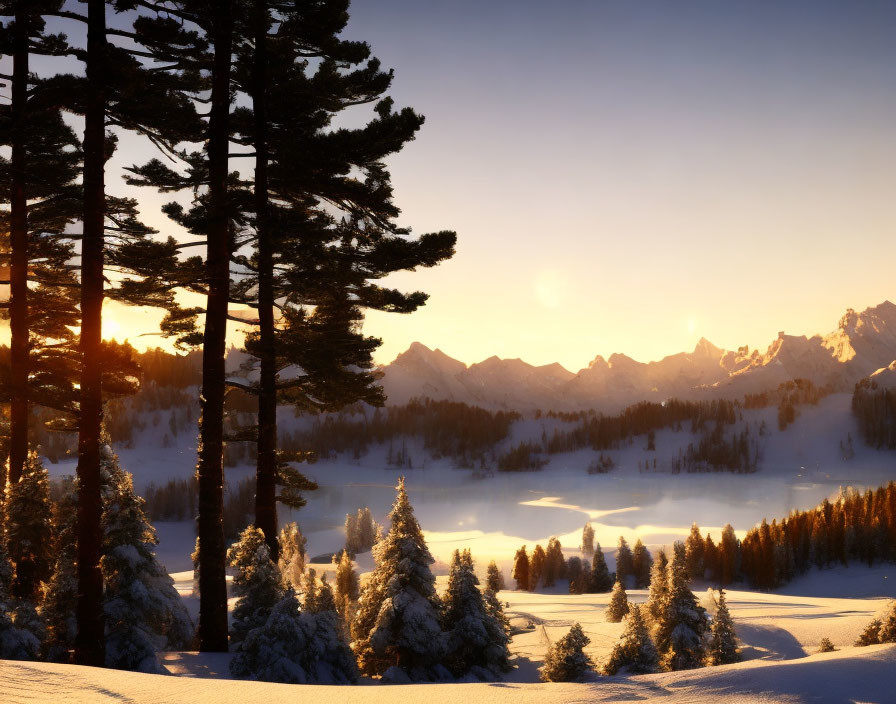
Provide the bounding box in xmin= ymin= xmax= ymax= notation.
xmin=102 ymin=452 xmax=195 ymax=671
xmin=278 ymin=522 xmax=307 ymax=589
xmin=590 ymin=544 xmax=613 ymax=592
xmin=5 ymin=452 xmax=54 ymax=600
xmin=615 ymin=536 xmax=634 ymax=588
xmin=606 ymin=580 xmax=630 ymax=622
xmin=818 ymin=637 xmax=836 ymax=653
xmin=351 ymin=478 xmax=446 ymax=681
xmin=602 ymin=604 xmax=659 ymax=675
xmin=227 ymin=526 xmax=285 ymax=646
xmin=529 ymin=544 xmax=546 ymax=590
xmin=441 ymin=549 xmax=511 ymax=679
xmin=707 ymin=589 xmax=739 ymax=665
xmin=685 ymin=523 xmax=705 ymax=580
xmin=655 ymin=542 xmax=708 ymax=671
xmin=632 ymin=539 xmax=652 ymax=589
xmin=541 ymin=623 xmax=593 ymax=682
xmin=543 ymin=537 xmax=565 ymax=587
xmin=41 ymin=478 xmax=79 ymax=662
xmin=333 ymin=550 xmax=359 ymax=630
xmin=567 ymin=556 xmax=587 ymax=594
xmin=512 ymin=546 xmax=530 ymax=591
xmin=646 ymin=548 xmax=669 ymax=624
xmin=486 ymin=560 xmax=505 ymax=593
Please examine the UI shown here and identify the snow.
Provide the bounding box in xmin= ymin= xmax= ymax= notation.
xmin=3 ymin=644 xmax=895 ymax=702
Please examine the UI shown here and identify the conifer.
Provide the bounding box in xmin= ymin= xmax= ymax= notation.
xmin=602 ymin=604 xmax=659 ymax=675
xmin=333 ymin=550 xmax=359 ymax=630
xmin=486 ymin=560 xmax=505 ymax=593
xmin=512 ymin=546 xmax=529 ymax=591
xmin=5 ymin=452 xmax=53 ymax=601
xmin=632 ymin=539 xmax=652 ymax=589
xmin=541 ymin=623 xmax=593 ymax=682
xmin=351 ymin=478 xmax=445 ymax=680
xmin=41 ymin=478 xmax=78 ymax=662
xmin=685 ymin=523 xmax=705 ymax=580
xmin=879 ymin=600 xmax=896 ymax=642
xmin=278 ymin=522 xmax=307 ymax=589
xmin=529 ymin=544 xmax=546 ymax=590
xmin=607 ymin=580 xmax=630 ymax=622
xmin=441 ymin=549 xmax=511 ymax=679
xmin=646 ymin=548 xmax=669 ymax=623
xmin=855 ymin=618 xmax=882 ymax=646
xmin=707 ymin=589 xmax=739 ymax=665
xmin=590 ymin=544 xmax=613 ymax=592
xmin=654 ymin=542 xmax=708 ymax=670
xmin=227 ymin=526 xmax=284 ymax=646
xmin=581 ymin=523 xmax=595 ymax=559
xmin=615 ymin=536 xmax=634 ymax=587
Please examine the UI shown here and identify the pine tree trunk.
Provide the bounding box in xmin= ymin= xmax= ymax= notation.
xmin=196 ymin=0 xmax=234 ymax=653
xmin=74 ymin=0 xmax=106 ymax=668
xmin=8 ymin=3 xmax=30 ymax=487
xmin=251 ymin=0 xmax=279 ymax=563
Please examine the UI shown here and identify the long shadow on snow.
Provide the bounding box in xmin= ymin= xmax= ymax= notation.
xmin=736 ymin=623 xmax=806 ymax=661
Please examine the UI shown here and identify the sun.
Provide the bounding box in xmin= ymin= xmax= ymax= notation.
xmin=687 ymin=317 xmax=697 ymax=334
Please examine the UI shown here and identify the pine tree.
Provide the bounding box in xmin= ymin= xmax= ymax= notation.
xmin=602 ymin=604 xmax=658 ymax=675
xmin=719 ymin=524 xmax=739 ymax=586
xmin=707 ymin=589 xmax=739 ymax=665
xmin=581 ymin=523 xmax=595 ymax=559
xmin=228 ymin=526 xmax=285 ymax=646
xmin=344 ymin=512 xmax=360 ymax=555
xmin=590 ymin=544 xmax=613 ymax=592
xmin=299 ymin=572 xmax=359 ymax=683
xmin=102 ymin=449 xmax=195 ymax=671
xmin=685 ymin=523 xmax=705 ymax=580
xmin=529 ymin=544 xmax=546 ymax=590
xmin=655 ymin=542 xmax=708 ymax=671
xmin=646 ymin=548 xmax=669 ymax=624
xmin=615 ymin=536 xmax=634 ymax=587
xmin=441 ymin=549 xmax=511 ymax=679
xmin=606 ymin=580 xmax=630 ymax=622
xmin=278 ymin=522 xmax=307 ymax=589
xmin=5 ymin=452 xmax=53 ymax=600
xmin=818 ymin=637 xmax=836 ymax=653
xmin=512 ymin=546 xmax=529 ymax=591
xmin=567 ymin=556 xmax=587 ymax=594
xmin=632 ymin=539 xmax=653 ymax=589
xmin=351 ymin=477 xmax=446 ymax=681
xmin=486 ymin=560 xmax=505 ymax=593
xmin=543 ymin=537 xmax=565 ymax=587
xmin=541 ymin=623 xmax=593 ymax=682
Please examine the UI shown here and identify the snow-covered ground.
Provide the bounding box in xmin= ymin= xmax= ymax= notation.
xmin=4 ymin=569 xmax=896 ymax=702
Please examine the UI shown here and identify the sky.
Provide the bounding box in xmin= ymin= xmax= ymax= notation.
xmin=8 ymin=0 xmax=896 ymax=372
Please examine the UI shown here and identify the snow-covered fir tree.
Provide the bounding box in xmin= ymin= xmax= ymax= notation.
xmin=102 ymin=448 xmax=195 ymax=672
xmin=333 ymin=550 xmax=359 ymax=630
xmin=615 ymin=536 xmax=634 ymax=588
xmin=632 ymin=539 xmax=652 ymax=589
xmin=541 ymin=623 xmax=593 ymax=682
xmin=654 ymin=541 xmax=708 ymax=671
xmin=0 ymin=529 xmax=40 ymax=660
xmin=230 ymin=589 xmax=310 ymax=684
xmin=646 ymin=548 xmax=669 ymax=624
xmin=299 ymin=573 xmax=359 ymax=683
xmin=483 ymin=584 xmax=512 ymax=638
xmin=590 ymin=544 xmax=613 ymax=593
xmin=351 ymin=477 xmax=447 ymax=681
xmin=5 ymin=452 xmax=54 ymax=600
xmin=512 ymin=545 xmax=529 ymax=591
xmin=602 ymin=604 xmax=659 ymax=675
xmin=606 ymin=580 xmax=630 ymax=622
xmin=228 ymin=526 xmax=285 ymax=646
xmin=486 ymin=560 xmax=505 ymax=593
xmin=41 ymin=478 xmax=78 ymax=662
xmin=278 ymin=522 xmax=307 ymax=589
xmin=441 ymin=549 xmax=511 ymax=679
xmin=707 ymin=589 xmax=739 ymax=665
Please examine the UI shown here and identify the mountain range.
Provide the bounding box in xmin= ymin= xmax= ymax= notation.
xmin=377 ymin=300 xmax=896 ymax=411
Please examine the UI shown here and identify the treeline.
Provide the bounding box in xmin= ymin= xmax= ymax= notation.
xmin=282 ymin=399 xmax=519 ymax=467
xmin=852 ymin=378 xmax=896 ymax=449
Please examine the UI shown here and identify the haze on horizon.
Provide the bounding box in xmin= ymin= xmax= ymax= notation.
xmin=8 ymin=0 xmax=896 ymax=372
